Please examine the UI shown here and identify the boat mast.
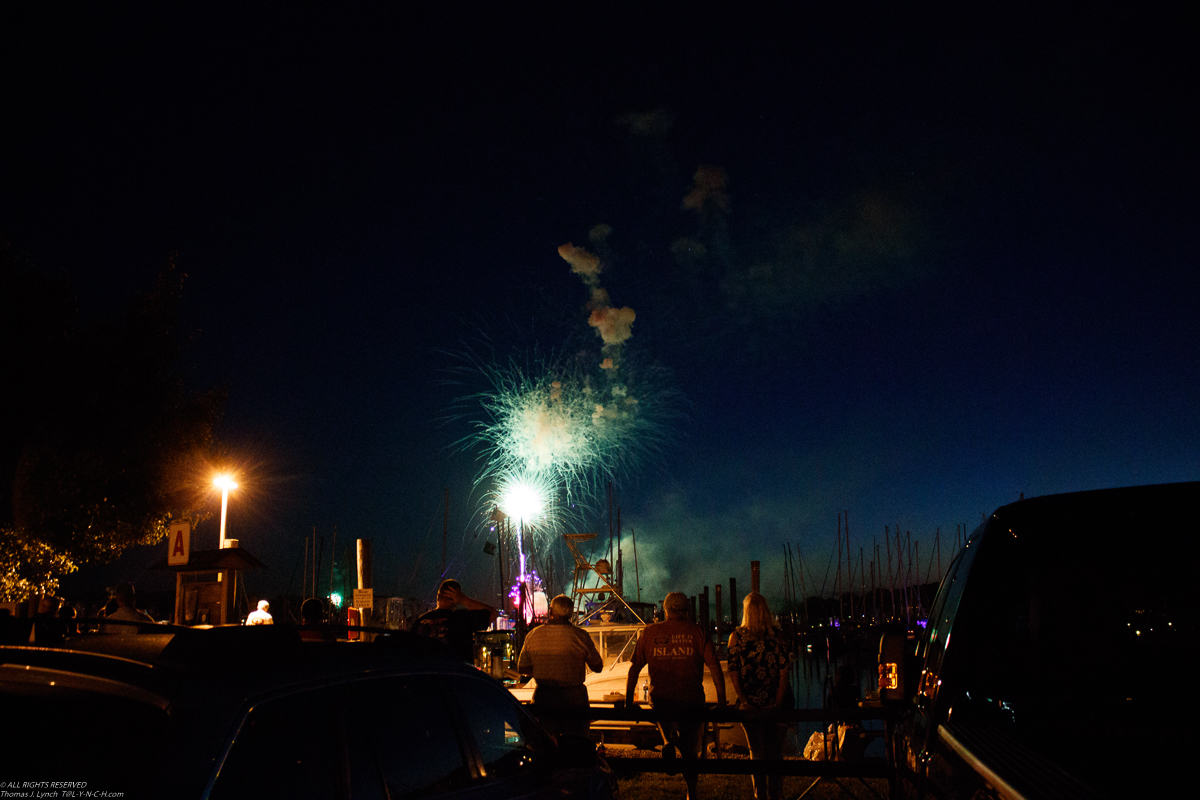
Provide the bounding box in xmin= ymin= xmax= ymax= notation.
xmin=836 ymin=511 xmax=844 ymax=624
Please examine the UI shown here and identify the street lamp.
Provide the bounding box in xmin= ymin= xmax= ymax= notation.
xmin=213 ymin=473 xmax=238 ymax=548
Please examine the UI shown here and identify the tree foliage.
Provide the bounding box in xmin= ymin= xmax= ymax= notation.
xmin=1 ymin=239 xmax=225 ymax=599
xmin=0 ymin=525 xmax=77 ymax=600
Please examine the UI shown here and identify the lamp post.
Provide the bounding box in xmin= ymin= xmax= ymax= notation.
xmin=213 ymin=474 xmax=238 ymax=549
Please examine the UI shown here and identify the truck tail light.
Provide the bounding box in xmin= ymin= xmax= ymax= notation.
xmin=878 ymin=630 xmax=912 ymax=703
xmin=880 ymin=661 xmax=899 ymax=691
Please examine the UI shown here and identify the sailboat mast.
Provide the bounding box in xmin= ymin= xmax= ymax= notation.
xmin=836 ymin=512 xmax=844 ymax=624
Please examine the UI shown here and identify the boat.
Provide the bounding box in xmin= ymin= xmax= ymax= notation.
xmin=504 ymin=533 xmax=738 ymax=746
xmin=509 ymin=617 xmax=733 ymax=704
xmin=510 ymin=531 xmax=652 ymax=705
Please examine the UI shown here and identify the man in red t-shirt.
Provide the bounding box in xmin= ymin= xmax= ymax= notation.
xmin=626 ymin=592 xmax=725 ymax=800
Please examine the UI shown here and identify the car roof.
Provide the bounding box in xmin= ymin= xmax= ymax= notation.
xmin=981 ymin=480 xmax=1199 ymax=582
xmin=3 ymin=624 xmax=472 ymax=705
xmin=989 ymin=480 xmax=1199 ymax=532
xmin=0 ymin=643 xmax=176 ymax=708
xmin=3 ymin=625 xmax=527 ymax=800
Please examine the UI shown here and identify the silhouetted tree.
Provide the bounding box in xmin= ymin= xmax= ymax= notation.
xmin=1 ymin=239 xmax=224 ymax=598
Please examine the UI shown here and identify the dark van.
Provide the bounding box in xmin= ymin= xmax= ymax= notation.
xmin=881 ymin=482 xmax=1198 ymax=799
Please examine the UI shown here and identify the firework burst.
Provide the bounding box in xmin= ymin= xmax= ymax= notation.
xmin=448 ymin=236 xmax=684 ymax=574
xmin=458 ymin=347 xmax=679 ymax=506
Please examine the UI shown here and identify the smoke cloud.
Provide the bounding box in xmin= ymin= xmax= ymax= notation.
xmin=559 ymin=238 xmax=637 ymax=352
xmin=588 ymin=305 xmax=636 ymax=346
xmin=557 ymin=243 xmax=602 ymax=287
xmin=682 ymin=165 xmax=730 ymax=213
xmin=588 ymin=287 xmax=610 ymax=311
xmin=616 ymin=109 xmax=675 ymax=139
xmin=721 ymin=188 xmax=926 ymax=317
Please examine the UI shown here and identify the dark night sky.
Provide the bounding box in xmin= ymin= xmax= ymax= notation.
xmin=3 ymin=5 xmax=1197 ymax=611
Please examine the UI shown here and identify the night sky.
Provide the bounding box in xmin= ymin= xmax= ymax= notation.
xmin=3 ymin=5 xmax=1196 ymax=612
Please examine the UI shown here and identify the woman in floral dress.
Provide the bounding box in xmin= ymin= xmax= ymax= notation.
xmin=728 ymin=592 xmax=792 ymax=800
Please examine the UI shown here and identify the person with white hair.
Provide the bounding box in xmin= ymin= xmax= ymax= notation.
xmin=517 ymin=594 xmax=603 ymax=738
xmin=625 ymin=591 xmax=725 ymax=800
xmin=245 ymin=599 xmax=273 ymax=625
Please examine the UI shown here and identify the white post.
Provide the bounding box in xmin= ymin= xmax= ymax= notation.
xmin=219 ymin=487 xmax=230 ymax=548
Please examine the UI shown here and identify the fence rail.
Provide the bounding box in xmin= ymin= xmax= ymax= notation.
xmin=526 ymin=701 xmax=906 ymax=793
xmin=574 ymin=703 xmax=894 ymax=725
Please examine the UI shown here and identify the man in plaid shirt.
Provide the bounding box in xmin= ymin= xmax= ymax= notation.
xmin=517 ymin=594 xmax=603 ymax=738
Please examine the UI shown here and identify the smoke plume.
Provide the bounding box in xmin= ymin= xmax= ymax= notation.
xmin=557 ymin=243 xmax=602 ymax=287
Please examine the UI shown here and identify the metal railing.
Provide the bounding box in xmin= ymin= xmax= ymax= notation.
xmin=529 ymin=702 xmax=907 ymax=797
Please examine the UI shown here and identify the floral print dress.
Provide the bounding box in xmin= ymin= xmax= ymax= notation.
xmin=727 ymin=628 xmax=790 ymax=707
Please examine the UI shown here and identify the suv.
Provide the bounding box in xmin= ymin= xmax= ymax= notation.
xmin=1 ymin=624 xmax=617 ymax=799
xmin=882 ymin=482 xmax=1198 ymax=799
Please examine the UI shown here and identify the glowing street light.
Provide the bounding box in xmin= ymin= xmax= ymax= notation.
xmin=213 ymin=473 xmax=238 ymax=548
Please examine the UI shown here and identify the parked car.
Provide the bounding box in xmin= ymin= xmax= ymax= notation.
xmin=1 ymin=624 xmax=618 ymax=800
xmin=880 ymin=481 xmax=1198 ymax=799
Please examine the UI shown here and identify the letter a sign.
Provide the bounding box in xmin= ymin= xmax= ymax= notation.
xmin=168 ymin=521 xmax=191 ymax=566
